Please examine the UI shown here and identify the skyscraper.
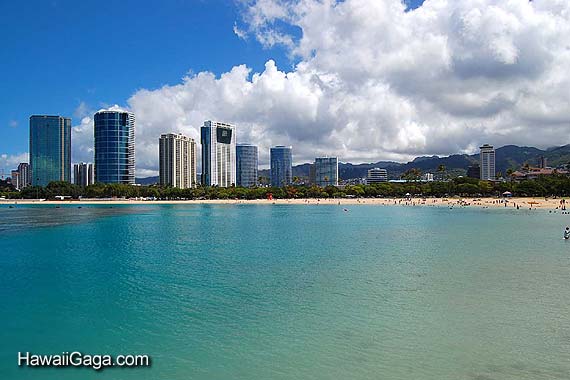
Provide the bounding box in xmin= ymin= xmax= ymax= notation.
xmin=236 ymin=143 xmax=258 ymax=187
xmin=314 ymin=157 xmax=338 ymax=187
xmin=94 ymin=109 xmax=135 ymax=184
xmin=367 ymin=168 xmax=388 ymax=184
xmin=159 ymin=133 xmax=197 ymax=189
xmin=479 ymin=144 xmax=496 ymax=181
xmin=29 ymin=115 xmax=71 ymax=186
xmin=270 ymin=146 xmax=292 ymax=187
xmin=73 ymin=163 xmax=95 ymax=187
xmin=201 ymin=121 xmax=236 ymax=187
xmin=10 ymin=171 xmax=19 ymax=188
xmin=17 ymin=162 xmax=30 ymax=190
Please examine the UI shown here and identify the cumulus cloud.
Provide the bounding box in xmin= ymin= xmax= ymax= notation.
xmin=0 ymin=153 xmax=28 ymax=175
xmin=79 ymin=0 xmax=570 ymax=176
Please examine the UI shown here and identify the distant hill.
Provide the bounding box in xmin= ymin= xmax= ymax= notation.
xmin=134 ymin=145 xmax=570 ymax=184
xmin=136 ymin=176 xmax=159 ymax=185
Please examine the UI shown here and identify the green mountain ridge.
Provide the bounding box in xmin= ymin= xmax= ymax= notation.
xmin=137 ymin=145 xmax=570 ymax=183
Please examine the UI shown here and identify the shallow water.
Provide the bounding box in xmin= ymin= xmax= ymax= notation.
xmin=1 ymin=204 xmax=569 ymax=380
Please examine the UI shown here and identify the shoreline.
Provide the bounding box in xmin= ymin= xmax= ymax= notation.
xmin=0 ymin=197 xmax=565 ymax=210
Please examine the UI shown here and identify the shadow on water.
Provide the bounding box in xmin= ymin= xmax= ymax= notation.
xmin=0 ymin=205 xmax=146 ymax=233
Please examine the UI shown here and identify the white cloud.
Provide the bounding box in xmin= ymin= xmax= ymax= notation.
xmin=0 ymin=153 xmax=28 ymax=175
xmin=81 ymin=0 xmax=570 ymax=176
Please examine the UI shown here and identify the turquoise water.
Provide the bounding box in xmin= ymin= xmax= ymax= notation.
xmin=1 ymin=204 xmax=569 ymax=380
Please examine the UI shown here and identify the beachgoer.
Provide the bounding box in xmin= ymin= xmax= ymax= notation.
xmin=565 ymin=227 xmax=570 ymax=240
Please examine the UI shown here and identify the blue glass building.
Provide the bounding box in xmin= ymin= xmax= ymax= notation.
xmin=94 ymin=110 xmax=135 ymax=184
xmin=314 ymin=157 xmax=338 ymax=187
xmin=236 ymin=143 xmax=258 ymax=187
xmin=270 ymin=146 xmax=293 ymax=187
xmin=29 ymin=115 xmax=71 ymax=187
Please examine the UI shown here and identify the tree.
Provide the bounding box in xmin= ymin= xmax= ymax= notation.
xmin=478 ymin=181 xmax=493 ymax=195
xmin=437 ymin=164 xmax=446 ymax=180
xmin=401 ymin=168 xmax=422 ymax=181
xmin=506 ymin=168 xmax=514 ymax=181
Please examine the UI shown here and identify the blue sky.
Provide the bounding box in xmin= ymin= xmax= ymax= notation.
xmin=0 ymin=0 xmax=425 ymax=164
xmin=0 ymin=0 xmax=286 ymax=157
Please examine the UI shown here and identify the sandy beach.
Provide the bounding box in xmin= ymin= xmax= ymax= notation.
xmin=0 ymin=197 xmax=567 ymax=210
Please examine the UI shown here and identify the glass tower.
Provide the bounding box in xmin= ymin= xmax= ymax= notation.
xmin=94 ymin=110 xmax=135 ymax=184
xmin=236 ymin=144 xmax=258 ymax=187
xmin=314 ymin=157 xmax=338 ymax=187
xmin=201 ymin=121 xmax=236 ymax=187
xmin=29 ymin=115 xmax=71 ymax=187
xmin=270 ymin=146 xmax=293 ymax=187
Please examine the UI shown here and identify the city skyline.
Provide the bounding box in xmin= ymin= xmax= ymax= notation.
xmin=2 ymin=1 xmax=569 ymax=177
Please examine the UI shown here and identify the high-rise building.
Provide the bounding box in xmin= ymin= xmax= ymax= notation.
xmin=17 ymin=163 xmax=31 ymax=190
xmin=159 ymin=133 xmax=197 ymax=189
xmin=270 ymin=146 xmax=293 ymax=187
xmin=73 ymin=163 xmax=95 ymax=187
xmin=94 ymin=109 xmax=135 ymax=184
xmin=480 ymin=144 xmax=496 ymax=181
xmin=29 ymin=115 xmax=71 ymax=186
xmin=10 ymin=171 xmax=19 ymax=188
xmin=467 ymin=164 xmax=480 ymax=179
xmin=538 ymin=156 xmax=548 ymax=169
xmin=236 ymin=144 xmax=258 ymax=187
xmin=367 ymin=168 xmax=388 ymax=184
xmin=201 ymin=121 xmax=236 ymax=187
xmin=309 ymin=164 xmax=316 ymax=185
xmin=314 ymin=157 xmax=338 ymax=187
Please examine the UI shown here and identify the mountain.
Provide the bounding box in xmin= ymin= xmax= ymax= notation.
xmin=136 ymin=176 xmax=159 ymax=185
xmin=544 ymin=144 xmax=570 ymax=167
xmin=134 ymin=145 xmax=570 ymax=184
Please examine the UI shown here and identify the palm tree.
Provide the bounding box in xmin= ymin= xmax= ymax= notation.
xmin=506 ymin=168 xmax=514 ymax=182
xmin=437 ymin=164 xmax=446 ymax=181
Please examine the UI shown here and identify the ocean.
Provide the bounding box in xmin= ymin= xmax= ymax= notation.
xmin=1 ymin=204 xmax=569 ymax=380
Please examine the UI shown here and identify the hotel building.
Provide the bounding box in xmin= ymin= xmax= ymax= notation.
xmin=94 ymin=109 xmax=135 ymax=184
xmin=29 ymin=115 xmax=71 ymax=186
xmin=479 ymin=144 xmax=496 ymax=181
xmin=236 ymin=143 xmax=258 ymax=187
xmin=73 ymin=163 xmax=95 ymax=187
xmin=159 ymin=133 xmax=197 ymax=189
xmin=201 ymin=121 xmax=236 ymax=187
xmin=314 ymin=157 xmax=338 ymax=187
xmin=367 ymin=168 xmax=388 ymax=184
xmin=270 ymin=146 xmax=293 ymax=187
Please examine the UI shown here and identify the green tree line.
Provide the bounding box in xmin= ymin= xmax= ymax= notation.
xmin=2 ymin=175 xmax=570 ymax=200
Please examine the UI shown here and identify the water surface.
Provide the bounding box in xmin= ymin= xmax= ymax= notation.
xmin=1 ymin=204 xmax=569 ymax=380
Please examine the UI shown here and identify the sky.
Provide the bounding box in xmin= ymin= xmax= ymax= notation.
xmin=1 ymin=0 xmax=568 ymax=177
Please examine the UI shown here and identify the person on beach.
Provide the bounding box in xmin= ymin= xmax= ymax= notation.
xmin=564 ymin=227 xmax=570 ymax=240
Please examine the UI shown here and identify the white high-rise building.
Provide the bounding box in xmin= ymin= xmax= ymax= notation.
xmin=17 ymin=162 xmax=31 ymax=189
xmin=480 ymin=144 xmax=496 ymax=181
xmin=159 ymin=133 xmax=197 ymax=189
xmin=200 ymin=121 xmax=236 ymax=187
xmin=73 ymin=163 xmax=95 ymax=186
xmin=367 ymin=168 xmax=388 ymax=184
